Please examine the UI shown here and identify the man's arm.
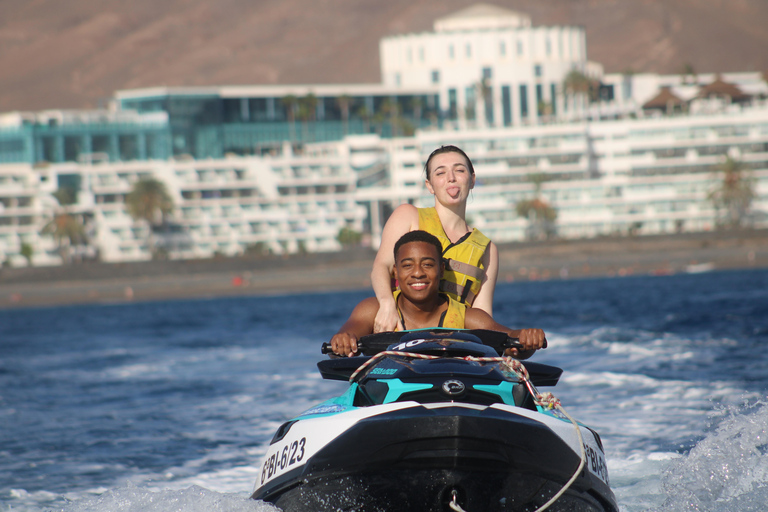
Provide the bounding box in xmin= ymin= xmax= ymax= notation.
xmin=464 ymin=308 xmax=547 ymax=360
xmin=330 ymin=297 xmax=380 ymax=357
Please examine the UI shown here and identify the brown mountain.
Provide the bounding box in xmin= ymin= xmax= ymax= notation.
xmin=1 ymin=0 xmax=767 ymax=112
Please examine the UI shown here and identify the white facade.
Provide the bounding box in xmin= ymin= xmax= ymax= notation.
xmin=0 ymin=143 xmax=367 ymax=266
xmin=3 ymin=103 xmax=768 ymax=267
xmin=380 ymin=4 xmax=588 ymax=128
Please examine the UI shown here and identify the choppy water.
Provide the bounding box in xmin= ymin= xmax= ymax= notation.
xmin=1 ymin=268 xmax=768 ymax=512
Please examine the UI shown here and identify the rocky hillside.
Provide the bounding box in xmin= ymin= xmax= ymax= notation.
xmin=1 ymin=0 xmax=767 ymax=112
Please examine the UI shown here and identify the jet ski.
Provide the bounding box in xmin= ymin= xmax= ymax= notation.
xmin=251 ymin=329 xmax=617 ymax=512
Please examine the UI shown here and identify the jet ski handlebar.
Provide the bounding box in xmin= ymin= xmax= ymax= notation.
xmin=321 ymin=328 xmax=528 ymax=356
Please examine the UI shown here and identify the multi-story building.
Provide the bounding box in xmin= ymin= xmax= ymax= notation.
xmin=380 ymin=4 xmax=590 ymax=127
xmin=0 ymin=4 xmax=766 ymax=267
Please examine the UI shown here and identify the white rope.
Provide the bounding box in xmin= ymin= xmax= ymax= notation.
xmin=495 ymin=356 xmax=587 ymax=512
xmin=531 ymin=402 xmax=586 ymax=512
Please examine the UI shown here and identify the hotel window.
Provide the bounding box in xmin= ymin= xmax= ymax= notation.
xmin=482 ymin=67 xmax=492 ymax=80
xmin=419 ymin=46 xmax=425 ymax=62
xmin=448 ymin=89 xmax=457 ymax=120
xmin=502 ymin=85 xmax=512 ymax=126
xmin=449 ymin=44 xmax=455 ymax=60
xmin=465 ymin=43 xmax=472 ymax=58
xmin=500 ymin=41 xmax=506 ymax=56
xmin=519 ymin=84 xmax=528 ymax=118
xmin=517 ymin=40 xmax=524 ymax=56
xmin=546 ymin=38 xmax=552 ymax=56
xmin=534 ymin=64 xmax=542 ymax=78
xmin=431 ymin=70 xmax=440 ymax=84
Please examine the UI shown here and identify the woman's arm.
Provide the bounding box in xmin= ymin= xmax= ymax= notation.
xmin=471 ymin=241 xmax=499 ymax=317
xmin=370 ymin=204 xmax=419 ymax=332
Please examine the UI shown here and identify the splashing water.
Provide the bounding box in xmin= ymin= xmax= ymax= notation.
xmin=53 ymin=485 xmax=277 ymax=512
xmin=657 ymin=401 xmax=768 ymax=512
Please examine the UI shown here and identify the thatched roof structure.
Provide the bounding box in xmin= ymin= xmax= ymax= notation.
xmin=642 ymin=86 xmax=685 ymax=111
xmin=696 ymin=75 xmax=751 ymax=102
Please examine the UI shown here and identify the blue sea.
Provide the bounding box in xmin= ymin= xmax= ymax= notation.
xmin=2 ymin=268 xmax=768 ymax=512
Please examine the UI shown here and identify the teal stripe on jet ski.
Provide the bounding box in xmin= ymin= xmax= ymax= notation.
xmin=382 ymin=379 xmax=433 ymax=403
xmin=473 ymin=381 xmax=516 ymax=405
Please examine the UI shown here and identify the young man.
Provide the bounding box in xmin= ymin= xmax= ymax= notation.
xmin=331 ymin=230 xmax=547 ymax=358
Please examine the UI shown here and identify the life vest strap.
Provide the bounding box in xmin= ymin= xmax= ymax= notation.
xmin=444 ymin=258 xmax=486 ymax=281
xmin=440 ymin=280 xmax=476 ymax=304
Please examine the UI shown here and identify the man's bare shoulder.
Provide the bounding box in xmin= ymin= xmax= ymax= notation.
xmin=463 ymin=306 xmax=496 ymax=329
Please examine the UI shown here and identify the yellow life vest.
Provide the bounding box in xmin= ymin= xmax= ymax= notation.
xmin=394 ymin=290 xmax=466 ymax=329
xmin=418 ymin=207 xmax=490 ymax=305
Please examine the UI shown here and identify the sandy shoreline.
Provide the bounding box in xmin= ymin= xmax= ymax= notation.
xmin=1 ymin=230 xmax=766 ymax=309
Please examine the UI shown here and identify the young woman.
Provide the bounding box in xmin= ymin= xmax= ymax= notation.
xmin=370 ymin=145 xmax=499 ymax=332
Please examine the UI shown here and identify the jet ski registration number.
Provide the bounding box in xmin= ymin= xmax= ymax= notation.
xmin=583 ymin=441 xmax=609 ymax=485
xmin=261 ymin=437 xmax=306 ymax=484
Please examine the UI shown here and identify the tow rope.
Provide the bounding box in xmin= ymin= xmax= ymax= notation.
xmin=349 ymin=352 xmax=587 ymax=512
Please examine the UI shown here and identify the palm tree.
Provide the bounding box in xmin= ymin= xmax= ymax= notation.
xmin=516 ymin=173 xmax=557 ymax=240
xmin=337 ymin=94 xmax=351 ymax=135
xmin=281 ymin=94 xmax=299 ymax=142
xmin=337 ymin=226 xmax=362 ymax=247
xmin=42 ymin=213 xmax=87 ymax=264
xmin=707 ymin=156 xmax=755 ymax=229
xmin=408 ymin=96 xmax=423 ymax=125
xmin=476 ymin=77 xmax=493 ymax=126
xmin=680 ymin=63 xmax=697 ymax=85
xmin=563 ymin=69 xmax=598 ymax=111
xmin=378 ymin=98 xmax=400 ymax=136
xmin=125 ymin=177 xmax=174 ymax=226
xmin=41 ymin=186 xmax=87 ymax=264
xmin=20 ymin=242 xmax=33 ymax=266
xmin=53 ymin=187 xmax=77 ymax=206
xmin=356 ymin=105 xmax=371 ymax=133
xmin=297 ymin=93 xmax=318 ymax=142
xmin=125 ymin=177 xmax=175 ymax=259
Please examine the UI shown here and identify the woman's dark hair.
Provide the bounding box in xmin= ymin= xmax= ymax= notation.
xmin=394 ymin=230 xmax=443 ymax=261
xmin=424 ymin=145 xmax=475 ymax=180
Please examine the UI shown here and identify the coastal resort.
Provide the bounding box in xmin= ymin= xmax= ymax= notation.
xmin=0 ymin=4 xmax=767 ymax=266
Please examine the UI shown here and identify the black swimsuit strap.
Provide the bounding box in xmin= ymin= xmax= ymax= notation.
xmin=397 ymin=293 xmax=448 ymax=330
xmin=397 ymin=296 xmax=407 ymax=330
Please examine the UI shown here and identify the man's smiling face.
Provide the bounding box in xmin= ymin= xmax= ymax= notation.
xmin=393 ymin=240 xmax=443 ymax=303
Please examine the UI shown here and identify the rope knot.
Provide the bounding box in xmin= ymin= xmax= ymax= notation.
xmin=534 ymin=391 xmax=561 ymax=409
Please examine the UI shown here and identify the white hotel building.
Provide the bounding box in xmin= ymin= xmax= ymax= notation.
xmin=0 ymin=4 xmax=767 ymax=266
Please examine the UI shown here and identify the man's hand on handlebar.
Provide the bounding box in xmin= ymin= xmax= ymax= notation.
xmin=330 ymin=332 xmax=359 ymax=357
xmin=504 ymin=328 xmax=547 ymax=358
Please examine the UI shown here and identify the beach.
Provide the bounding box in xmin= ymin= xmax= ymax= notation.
xmin=1 ymin=229 xmax=766 ymax=309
